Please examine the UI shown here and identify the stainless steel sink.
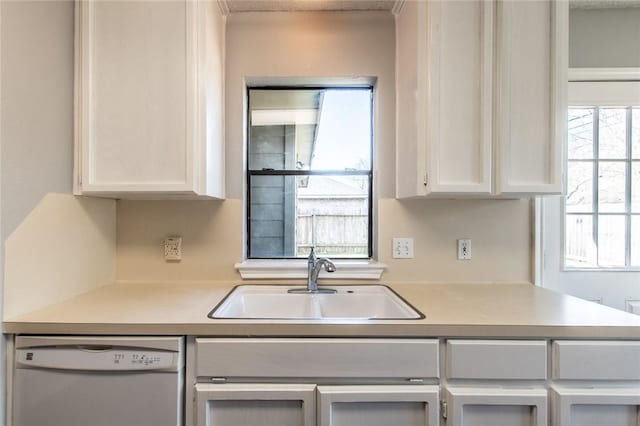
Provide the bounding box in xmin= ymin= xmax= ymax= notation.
xmin=208 ymin=285 xmax=424 ymax=320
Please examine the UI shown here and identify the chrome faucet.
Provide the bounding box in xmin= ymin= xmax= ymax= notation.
xmin=289 ymin=247 xmax=337 ymax=294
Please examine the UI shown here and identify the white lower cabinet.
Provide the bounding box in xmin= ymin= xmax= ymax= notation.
xmin=317 ymin=385 xmax=440 ymax=426
xmin=189 ymin=338 xmax=640 ymax=426
xmin=192 ymin=338 xmax=441 ymax=426
xmin=551 ymin=387 xmax=640 ymax=426
xmin=195 ymin=384 xmax=439 ymax=426
xmin=195 ymin=383 xmax=316 ymax=426
xmin=444 ymin=387 xmax=548 ymax=426
xmin=550 ymin=341 xmax=640 ymax=426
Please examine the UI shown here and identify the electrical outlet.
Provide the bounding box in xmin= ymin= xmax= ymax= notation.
xmin=392 ymin=237 xmax=414 ymax=259
xmin=164 ymin=236 xmax=182 ymax=261
xmin=457 ymin=239 xmax=471 ymax=260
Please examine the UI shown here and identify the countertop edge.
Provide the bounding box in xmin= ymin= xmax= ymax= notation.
xmin=5 ymin=322 xmax=640 ymax=339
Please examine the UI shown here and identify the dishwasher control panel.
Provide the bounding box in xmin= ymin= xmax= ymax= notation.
xmin=16 ymin=347 xmax=179 ymax=371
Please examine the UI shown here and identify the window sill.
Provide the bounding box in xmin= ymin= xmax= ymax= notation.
xmin=235 ymin=259 xmax=387 ymax=280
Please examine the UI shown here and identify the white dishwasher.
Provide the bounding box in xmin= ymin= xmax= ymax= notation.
xmin=13 ymin=336 xmax=184 ymax=426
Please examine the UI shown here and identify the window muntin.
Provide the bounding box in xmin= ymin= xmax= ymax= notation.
xmin=565 ymin=106 xmax=640 ymax=268
xmin=247 ymin=87 xmax=373 ymax=259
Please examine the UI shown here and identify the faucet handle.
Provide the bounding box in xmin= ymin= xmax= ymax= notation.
xmin=308 ymin=246 xmax=316 ymax=261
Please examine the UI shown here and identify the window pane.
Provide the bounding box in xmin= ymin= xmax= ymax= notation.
xmin=632 ymin=216 xmax=640 ymax=266
xmin=633 ymin=163 xmax=640 ymax=213
xmin=633 ymin=108 xmax=640 ymax=159
xmin=565 ymin=215 xmax=596 ymax=268
xmin=248 ymin=89 xmax=371 ymax=171
xmin=297 ymin=175 xmax=369 ymax=258
xmin=568 ymin=108 xmax=594 ymax=159
xmin=249 ymin=175 xmax=369 ymax=258
xmin=598 ymin=108 xmax=627 ymax=159
xmin=566 ymin=161 xmax=593 ymax=213
xmin=598 ymin=215 xmax=626 ymax=267
xmin=598 ymin=162 xmax=627 ymax=213
xmin=310 ymin=90 xmax=372 ymax=171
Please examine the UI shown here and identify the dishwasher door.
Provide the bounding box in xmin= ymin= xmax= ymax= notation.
xmin=13 ymin=336 xmax=184 ymax=426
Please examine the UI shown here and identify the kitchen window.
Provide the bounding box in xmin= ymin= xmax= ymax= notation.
xmin=246 ymin=87 xmax=373 ymax=259
xmin=566 ymin=106 xmax=640 ymax=268
xmin=540 ymin=71 xmax=640 ymax=310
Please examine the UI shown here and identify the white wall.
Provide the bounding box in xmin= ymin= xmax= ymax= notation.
xmin=1 ymin=1 xmax=75 ymax=423
xmin=116 ymin=11 xmax=533 ymax=284
xmin=570 ymin=7 xmax=640 ymax=68
xmin=1 ymin=0 xmax=74 ymax=241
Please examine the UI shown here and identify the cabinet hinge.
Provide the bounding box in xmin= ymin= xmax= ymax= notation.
xmin=210 ymin=377 xmax=227 ymax=383
xmin=440 ymin=400 xmax=448 ymax=419
xmin=423 ymin=174 xmax=429 ymax=187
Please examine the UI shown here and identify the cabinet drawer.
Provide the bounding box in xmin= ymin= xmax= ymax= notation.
xmin=446 ymin=340 xmax=547 ymax=380
xmin=552 ymin=341 xmax=640 ymax=380
xmin=196 ymin=338 xmax=439 ymax=380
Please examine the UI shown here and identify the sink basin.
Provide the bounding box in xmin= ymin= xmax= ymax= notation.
xmin=209 ymin=285 xmax=424 ymax=320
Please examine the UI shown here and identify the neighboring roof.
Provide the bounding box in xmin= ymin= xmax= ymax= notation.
xmin=298 ymin=175 xmax=367 ymax=197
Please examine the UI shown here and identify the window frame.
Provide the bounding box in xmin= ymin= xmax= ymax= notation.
xmin=537 ymin=69 xmax=640 ymax=310
xmin=562 ymin=77 xmax=640 ymax=272
xmin=245 ymin=85 xmax=374 ymax=260
xmin=564 ymin=106 xmax=639 ymax=270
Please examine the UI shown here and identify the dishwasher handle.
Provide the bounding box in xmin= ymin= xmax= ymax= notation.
xmin=15 ymin=346 xmax=181 ymax=372
xmin=76 ymin=345 xmax=114 ymax=352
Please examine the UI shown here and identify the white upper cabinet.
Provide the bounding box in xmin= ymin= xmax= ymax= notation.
xmin=395 ymin=0 xmax=568 ymax=198
xmin=494 ymin=0 xmax=567 ymax=195
xmin=74 ymin=0 xmax=225 ymax=199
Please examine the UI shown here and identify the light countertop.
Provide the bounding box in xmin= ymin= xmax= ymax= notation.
xmin=4 ymin=282 xmax=640 ymax=338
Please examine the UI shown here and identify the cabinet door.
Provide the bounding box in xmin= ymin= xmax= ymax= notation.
xmin=425 ymin=0 xmax=493 ymax=195
xmin=494 ymin=0 xmax=568 ymax=195
xmin=395 ymin=0 xmax=493 ymax=198
xmin=552 ymin=387 xmax=640 ymax=426
xmin=317 ymin=385 xmax=439 ymax=426
xmin=395 ymin=0 xmax=428 ymax=198
xmin=445 ymin=387 xmax=547 ymax=426
xmin=75 ymin=0 xmax=224 ymax=198
xmin=195 ymin=383 xmax=316 ymax=426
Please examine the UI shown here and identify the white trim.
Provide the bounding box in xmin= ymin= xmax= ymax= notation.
xmin=235 ymin=260 xmax=386 ymax=280
xmin=245 ymin=76 xmax=376 ymax=88
xmin=569 ymin=81 xmax=640 ymax=106
xmin=569 ymin=67 xmax=640 ymax=82
xmin=216 ymin=0 xmax=230 ymax=16
xmin=391 ymin=0 xmax=405 ymax=16
xmin=533 ymin=198 xmax=544 ymax=287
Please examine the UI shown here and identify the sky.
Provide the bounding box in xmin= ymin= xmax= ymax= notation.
xmin=310 ymin=89 xmax=372 ymax=171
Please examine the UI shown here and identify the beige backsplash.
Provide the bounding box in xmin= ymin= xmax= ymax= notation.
xmin=4 ymin=194 xmax=116 ymax=319
xmin=116 ymin=197 xmax=532 ymax=284
xmin=2 ymin=193 xmax=531 ymax=320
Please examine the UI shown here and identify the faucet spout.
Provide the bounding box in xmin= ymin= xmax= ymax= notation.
xmin=288 ymin=247 xmax=337 ymax=294
xmin=309 ymin=258 xmax=336 ymax=291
